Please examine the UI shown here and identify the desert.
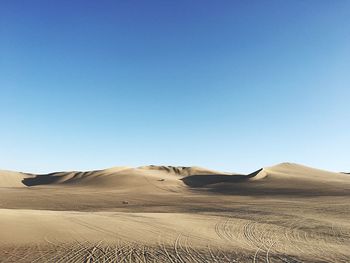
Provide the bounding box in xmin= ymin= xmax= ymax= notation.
xmin=2 ymin=2 xmax=349 ymax=262
xmin=0 ymin=163 xmax=349 ymax=262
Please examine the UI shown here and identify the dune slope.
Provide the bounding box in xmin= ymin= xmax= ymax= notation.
xmin=0 ymin=170 xmax=33 ymax=188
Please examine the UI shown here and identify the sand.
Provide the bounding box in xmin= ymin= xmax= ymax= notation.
xmin=0 ymin=163 xmax=349 ymax=262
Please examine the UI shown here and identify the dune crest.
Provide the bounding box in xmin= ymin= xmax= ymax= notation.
xmin=263 ymin=162 xmax=350 ymax=182
xmin=1 ymin=163 xmax=349 ymax=196
xmin=137 ymin=165 xmax=228 ymax=176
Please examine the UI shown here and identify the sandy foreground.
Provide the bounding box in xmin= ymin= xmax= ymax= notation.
xmin=0 ymin=163 xmax=349 ymax=262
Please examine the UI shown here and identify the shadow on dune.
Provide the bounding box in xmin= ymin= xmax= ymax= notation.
xmin=181 ymin=168 xmax=350 ymax=196
xmin=22 ymin=173 xmax=57 ymax=186
xmin=181 ymin=169 xmax=262 ymax=187
xmin=22 ymin=172 xmax=76 ymax=186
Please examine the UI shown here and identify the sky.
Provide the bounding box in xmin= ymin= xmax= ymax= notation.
xmin=0 ymin=0 xmax=349 ymax=174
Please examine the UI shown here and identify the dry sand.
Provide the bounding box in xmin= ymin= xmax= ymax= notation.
xmin=0 ymin=163 xmax=349 ymax=262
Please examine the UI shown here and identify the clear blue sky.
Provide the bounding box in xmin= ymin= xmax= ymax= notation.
xmin=1 ymin=1 xmax=349 ymax=173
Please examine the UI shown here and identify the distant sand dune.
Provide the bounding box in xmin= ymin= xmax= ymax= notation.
xmin=0 ymin=163 xmax=349 ymax=196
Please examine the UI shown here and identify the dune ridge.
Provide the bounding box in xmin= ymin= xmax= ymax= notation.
xmin=1 ymin=163 xmax=349 ymax=195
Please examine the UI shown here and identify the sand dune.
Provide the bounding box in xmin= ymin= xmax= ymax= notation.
xmin=0 ymin=163 xmax=350 ymax=262
xmin=20 ymin=165 xmax=222 ymax=187
xmin=0 ymin=170 xmax=33 ymax=188
xmin=4 ymin=163 xmax=349 ymax=192
xmin=183 ymin=163 xmax=350 ymax=195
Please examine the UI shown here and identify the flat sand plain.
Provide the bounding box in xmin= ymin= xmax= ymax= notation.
xmin=0 ymin=163 xmax=349 ymax=262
